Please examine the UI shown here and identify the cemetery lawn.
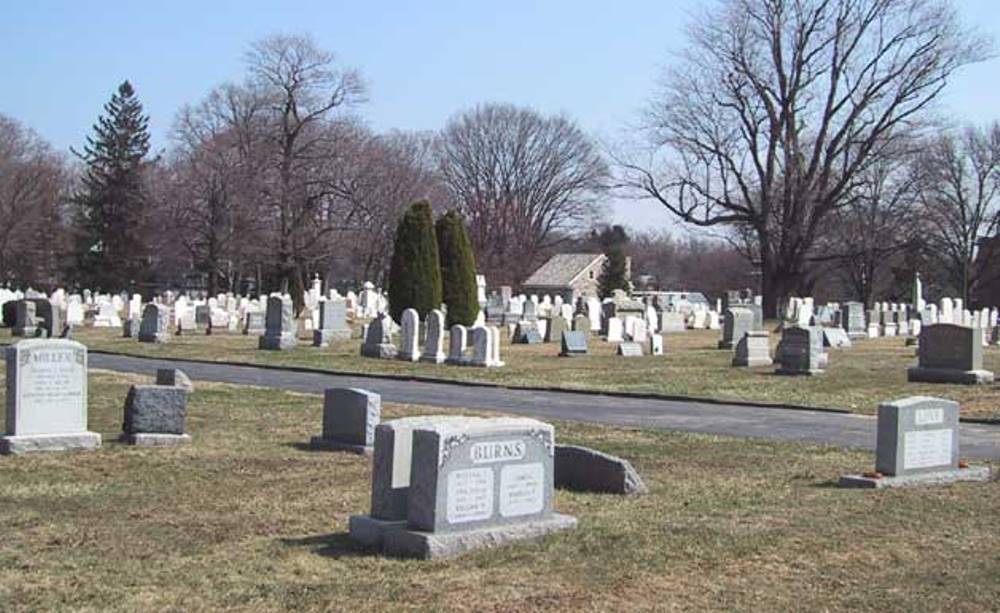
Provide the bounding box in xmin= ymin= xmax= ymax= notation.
xmin=0 ymin=369 xmax=997 ymax=611
xmin=43 ymin=327 xmax=1000 ymax=421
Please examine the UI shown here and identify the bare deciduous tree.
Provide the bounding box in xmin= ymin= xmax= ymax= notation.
xmin=168 ymin=83 xmax=270 ymax=295
xmin=917 ymin=123 xmax=1000 ymax=302
xmin=620 ymin=0 xmax=987 ymax=316
xmin=437 ymin=103 xmax=608 ymax=286
xmin=0 ymin=114 xmax=69 ymax=287
xmin=246 ymin=34 xmax=366 ymax=310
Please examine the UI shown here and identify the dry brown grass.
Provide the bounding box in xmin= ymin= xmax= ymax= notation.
xmin=0 ymin=369 xmax=997 ymax=611
xmin=43 ymin=325 xmax=1000 ymax=421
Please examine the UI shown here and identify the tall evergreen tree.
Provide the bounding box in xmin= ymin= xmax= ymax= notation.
xmin=72 ymin=81 xmax=152 ymax=293
xmin=597 ymin=225 xmax=630 ymax=298
xmin=388 ymin=200 xmax=442 ymax=322
xmin=436 ymin=210 xmax=479 ymax=327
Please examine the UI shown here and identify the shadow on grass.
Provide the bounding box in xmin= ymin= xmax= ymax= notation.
xmin=280 ymin=532 xmax=373 ymax=559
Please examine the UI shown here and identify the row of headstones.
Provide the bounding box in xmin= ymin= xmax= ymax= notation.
xmin=361 ymin=310 xmax=504 ymax=367
xmin=0 ymin=339 xmax=193 ymax=454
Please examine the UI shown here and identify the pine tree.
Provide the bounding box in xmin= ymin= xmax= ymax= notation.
xmin=436 ymin=210 xmax=479 ymax=327
xmin=388 ymin=200 xmax=442 ymax=322
xmin=597 ymin=225 xmax=630 ymax=298
xmin=72 ymin=81 xmax=152 ymax=293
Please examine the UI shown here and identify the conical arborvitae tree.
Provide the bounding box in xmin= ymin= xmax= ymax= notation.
xmin=436 ymin=210 xmax=479 ymax=327
xmin=72 ymin=80 xmax=152 ymax=293
xmin=388 ymin=200 xmax=442 ymax=322
xmin=597 ymin=225 xmax=630 ymax=298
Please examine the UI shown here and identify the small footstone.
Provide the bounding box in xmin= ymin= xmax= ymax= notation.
xmin=555 ymin=444 xmax=648 ymax=495
xmin=155 ymin=368 xmax=194 ymax=392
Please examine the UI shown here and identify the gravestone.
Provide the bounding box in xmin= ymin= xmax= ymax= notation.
xmin=559 ymin=331 xmax=588 ymax=357
xmin=659 ymin=312 xmax=686 ymax=333
xmin=718 ymin=307 xmax=752 ymax=349
xmin=352 ymin=416 xmax=576 ymax=559
xmin=397 ymin=309 xmax=422 ymax=362
xmin=258 ymin=296 xmax=298 ymax=350
xmin=617 ymin=342 xmax=643 ymax=357
xmin=120 ymin=385 xmax=191 ymax=446
xmin=606 ymin=317 xmax=624 ymax=342
xmin=822 ymin=327 xmax=852 ymax=349
xmin=312 ymin=299 xmax=350 ymax=347
xmin=310 ymin=388 xmax=380 ymax=454
xmin=30 ymin=299 xmax=59 ymax=338
xmin=907 ymin=324 xmax=993 ymax=384
xmin=156 ymin=368 xmax=194 ymax=393
xmin=842 ymin=302 xmax=866 ymax=338
xmin=649 ymin=334 xmax=664 ymax=356
xmin=243 ymin=311 xmax=265 ymax=336
xmin=138 ymin=303 xmax=170 ymax=344
xmin=572 ymin=314 xmax=590 ymax=334
xmin=555 ymin=445 xmax=648 ymax=495
xmin=447 ymin=325 xmax=468 ymax=365
xmin=12 ymin=300 xmax=36 ymax=337
xmin=469 ymin=326 xmax=503 ymax=367
xmin=732 ymin=330 xmax=772 ymax=367
xmin=420 ymin=310 xmax=447 ymax=364
xmin=514 ymin=321 xmax=542 ymax=344
xmin=839 ymin=396 xmax=990 ymax=488
xmin=774 ymin=326 xmax=824 ymax=375
xmin=545 ymin=316 xmax=569 ymax=343
xmin=1 ymin=339 xmax=100 ymax=454
xmin=361 ymin=314 xmax=397 ymax=359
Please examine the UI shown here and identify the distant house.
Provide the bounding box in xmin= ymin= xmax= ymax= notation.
xmin=522 ymin=253 xmax=609 ymax=302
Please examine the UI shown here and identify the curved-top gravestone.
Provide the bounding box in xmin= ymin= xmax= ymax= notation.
xmin=1 ymin=339 xmax=100 ymax=454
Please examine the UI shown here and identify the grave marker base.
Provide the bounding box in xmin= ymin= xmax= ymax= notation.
xmin=120 ymin=433 xmax=192 ymax=447
xmin=258 ymin=334 xmax=298 ymax=350
xmin=906 ymin=367 xmax=994 ymax=385
xmin=347 ymin=515 xmax=409 ymax=547
xmin=732 ymin=357 xmax=773 ymax=367
xmin=774 ymin=367 xmax=824 ymax=376
xmin=377 ymin=513 xmax=577 ymax=559
xmin=838 ymin=466 xmax=990 ymax=489
xmin=309 ymin=437 xmax=373 ymax=455
xmin=0 ymin=432 xmax=101 ymax=455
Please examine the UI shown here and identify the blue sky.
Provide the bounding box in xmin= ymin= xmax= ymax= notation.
xmin=3 ymin=0 xmax=999 ymax=229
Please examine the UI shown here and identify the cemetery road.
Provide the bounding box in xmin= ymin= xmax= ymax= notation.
xmin=89 ymin=353 xmax=1000 ymax=460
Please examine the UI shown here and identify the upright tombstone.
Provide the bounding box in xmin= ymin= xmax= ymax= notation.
xmin=907 ymin=324 xmax=994 ymax=384
xmin=12 ymin=300 xmax=36 ymax=337
xmin=420 ymin=310 xmax=447 ymax=364
xmin=351 ymin=416 xmax=576 ymax=559
xmin=843 ymin=302 xmax=867 ymax=339
xmin=120 ymin=385 xmax=191 ymax=446
xmin=361 ymin=314 xmax=397 ymax=359
xmin=312 ymin=299 xmax=350 ymax=347
xmin=513 ymin=320 xmax=542 ymax=344
xmin=545 ymin=316 xmax=569 ymax=343
xmin=732 ymin=330 xmax=772 ymax=367
xmin=559 ymin=330 xmax=588 ymax=357
xmin=839 ymin=396 xmax=990 ymax=488
xmin=572 ymin=314 xmax=591 ymax=334
xmin=447 ymin=325 xmax=468 ymax=365
xmin=258 ymin=296 xmax=298 ymax=350
xmin=397 ymin=309 xmax=422 ymax=362
xmin=137 ymin=303 xmax=170 ymax=344
xmin=606 ymin=317 xmax=624 ymax=342
xmin=718 ymin=307 xmax=752 ymax=349
xmin=1 ymin=339 xmax=100 ymax=454
xmin=243 ymin=310 xmax=266 ymax=336
xmin=774 ymin=326 xmax=824 ymax=376
xmin=469 ymin=326 xmax=503 ymax=367
xmin=30 ymin=299 xmax=60 ymax=338
xmin=310 ymin=388 xmax=381 ymax=454
xmin=649 ymin=334 xmax=664 ymax=356
xmin=822 ymin=327 xmax=852 ymax=349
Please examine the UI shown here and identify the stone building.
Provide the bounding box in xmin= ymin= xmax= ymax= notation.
xmin=522 ymin=253 xmax=621 ymax=302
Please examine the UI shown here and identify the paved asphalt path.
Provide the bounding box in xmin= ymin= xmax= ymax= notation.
xmin=89 ymin=352 xmax=1000 ymax=460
